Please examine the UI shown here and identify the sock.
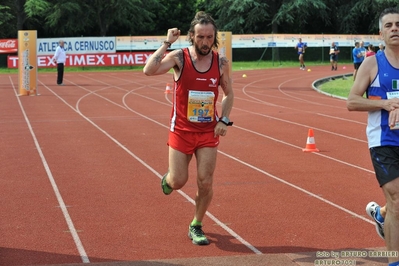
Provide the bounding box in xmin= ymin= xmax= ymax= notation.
xmin=388 ymin=261 xmax=399 ymax=266
xmin=190 ymin=219 xmax=202 ymax=227
xmin=375 ymin=207 xmax=385 ymax=223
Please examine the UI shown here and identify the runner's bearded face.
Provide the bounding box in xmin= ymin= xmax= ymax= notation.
xmin=193 ymin=24 xmax=215 ymax=56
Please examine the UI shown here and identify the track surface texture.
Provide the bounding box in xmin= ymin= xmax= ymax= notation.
xmin=0 ymin=65 xmax=389 ymax=265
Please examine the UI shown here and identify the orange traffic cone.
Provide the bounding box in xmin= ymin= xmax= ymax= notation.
xmin=302 ymin=128 xmax=319 ymax=152
xmin=164 ymin=83 xmax=172 ymax=94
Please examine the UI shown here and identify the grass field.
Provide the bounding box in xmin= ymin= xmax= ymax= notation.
xmin=318 ymin=76 xmax=353 ymax=98
xmin=0 ymin=61 xmax=316 ymax=73
xmin=0 ymin=60 xmax=355 ymax=73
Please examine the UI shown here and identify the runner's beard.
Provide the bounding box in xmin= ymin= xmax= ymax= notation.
xmin=195 ymin=43 xmax=211 ymax=56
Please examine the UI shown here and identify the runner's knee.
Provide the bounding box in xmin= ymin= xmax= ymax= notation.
xmin=168 ymin=173 xmax=188 ymax=189
xmin=197 ymin=176 xmax=213 ymax=193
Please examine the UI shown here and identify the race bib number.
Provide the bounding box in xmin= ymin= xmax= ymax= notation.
xmin=330 ymin=48 xmax=335 ymax=54
xmin=187 ymin=90 xmax=215 ymax=123
xmin=387 ymin=91 xmax=399 ymax=99
xmin=387 ymin=91 xmax=399 ymax=130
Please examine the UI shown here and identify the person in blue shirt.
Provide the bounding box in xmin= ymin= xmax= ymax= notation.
xmin=352 ymin=41 xmax=363 ymax=81
xmin=295 ymin=38 xmax=307 ymax=70
xmin=347 ymin=7 xmax=399 ymax=266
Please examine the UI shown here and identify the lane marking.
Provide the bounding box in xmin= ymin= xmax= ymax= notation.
xmin=9 ymin=76 xmax=90 ymax=263
xmin=83 ymin=73 xmax=377 ymax=222
xmin=39 ymin=80 xmax=262 ymax=255
xmin=11 ymin=68 xmax=376 ymax=258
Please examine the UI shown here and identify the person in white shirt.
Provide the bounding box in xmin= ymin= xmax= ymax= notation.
xmin=52 ymin=40 xmax=66 ymax=85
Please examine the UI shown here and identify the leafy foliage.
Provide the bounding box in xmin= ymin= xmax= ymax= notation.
xmin=214 ymin=0 xmax=269 ymax=34
xmin=0 ymin=4 xmax=14 ymax=38
xmin=0 ymin=0 xmax=398 ymax=38
xmin=272 ymin=0 xmax=331 ymax=33
xmin=151 ymin=0 xmax=197 ymax=36
xmin=337 ymin=0 xmax=399 ymax=33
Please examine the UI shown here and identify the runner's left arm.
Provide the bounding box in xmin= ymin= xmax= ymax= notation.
xmin=214 ymin=56 xmax=234 ymax=137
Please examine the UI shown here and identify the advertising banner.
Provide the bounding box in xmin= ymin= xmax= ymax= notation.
xmin=8 ymin=52 xmax=154 ymax=68
xmin=4 ymin=33 xmax=385 ymax=69
xmin=116 ymin=34 xmax=382 ymax=50
xmin=2 ymin=33 xmax=384 ymax=56
xmin=116 ymin=35 xmax=190 ymax=50
xmin=0 ymin=39 xmax=18 ymax=53
xmin=18 ymin=31 xmax=37 ymax=96
xmin=37 ymin=37 xmax=116 ymax=55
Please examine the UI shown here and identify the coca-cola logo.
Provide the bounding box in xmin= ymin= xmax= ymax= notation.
xmin=0 ymin=40 xmax=17 ymax=48
xmin=0 ymin=39 xmax=18 ymax=53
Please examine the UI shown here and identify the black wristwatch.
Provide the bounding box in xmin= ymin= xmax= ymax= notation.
xmin=219 ymin=116 xmax=233 ymax=126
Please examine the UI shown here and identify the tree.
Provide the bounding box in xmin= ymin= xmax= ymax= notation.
xmin=25 ymin=0 xmax=92 ymax=37
xmin=0 ymin=0 xmax=27 ymax=38
xmin=150 ymin=0 xmax=197 ymax=36
xmin=337 ymin=0 xmax=399 ymax=34
xmin=86 ymin=0 xmax=160 ymax=36
xmin=0 ymin=1 xmax=15 ymax=38
xmin=198 ymin=0 xmax=398 ymax=35
xmin=271 ymin=0 xmax=331 ymax=34
xmin=198 ymin=0 xmax=270 ymax=34
xmin=2 ymin=0 xmax=399 ymax=39
xmin=24 ymin=0 xmax=161 ymax=37
xmin=15 ymin=0 xmax=27 ymax=30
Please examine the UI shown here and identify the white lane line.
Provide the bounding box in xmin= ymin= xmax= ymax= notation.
xmin=82 ymin=74 xmax=377 ymax=223
xmin=233 ymin=125 xmax=374 ymax=173
xmin=218 ymin=150 xmax=374 ymax=225
xmin=40 ymin=81 xmax=263 ymax=255
xmin=35 ymin=72 xmax=375 ymax=256
xmin=9 ymin=77 xmax=90 ymax=263
xmin=120 ymin=90 xmax=262 ymax=254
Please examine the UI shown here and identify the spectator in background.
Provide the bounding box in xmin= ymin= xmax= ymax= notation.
xmin=329 ymin=41 xmax=340 ymax=71
xmin=359 ymin=41 xmax=366 ymax=63
xmin=295 ymin=38 xmax=307 ymax=70
xmin=377 ymin=43 xmax=385 ymax=54
xmin=52 ymin=40 xmax=66 ymax=85
xmin=365 ymin=44 xmax=376 ymax=58
xmin=352 ymin=42 xmax=363 ymax=81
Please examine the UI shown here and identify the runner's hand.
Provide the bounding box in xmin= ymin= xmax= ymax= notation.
xmin=166 ymin=28 xmax=180 ymax=44
xmin=214 ymin=122 xmax=227 ymax=137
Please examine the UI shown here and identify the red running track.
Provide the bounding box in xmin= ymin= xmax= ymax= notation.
xmin=0 ymin=65 xmax=389 ymax=265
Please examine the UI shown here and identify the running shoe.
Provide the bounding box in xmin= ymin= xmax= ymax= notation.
xmin=188 ymin=225 xmax=210 ymax=245
xmin=161 ymin=172 xmax=173 ymax=195
xmin=366 ymin=201 xmax=385 ymax=239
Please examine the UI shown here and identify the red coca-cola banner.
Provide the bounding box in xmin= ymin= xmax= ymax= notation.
xmin=0 ymin=39 xmax=18 ymax=53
